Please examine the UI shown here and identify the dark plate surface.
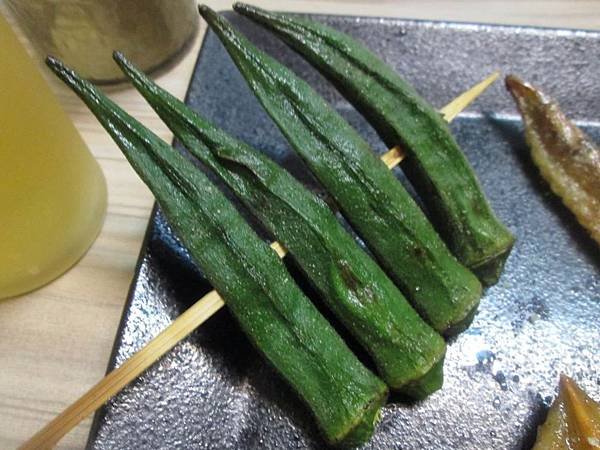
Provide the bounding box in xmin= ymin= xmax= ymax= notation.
xmin=88 ymin=11 xmax=600 ymax=450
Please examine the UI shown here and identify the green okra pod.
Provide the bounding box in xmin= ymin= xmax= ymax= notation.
xmin=46 ymin=56 xmax=388 ymax=448
xmin=234 ymin=3 xmax=515 ymax=285
xmin=199 ymin=6 xmax=482 ymax=335
xmin=114 ymin=52 xmax=446 ymax=398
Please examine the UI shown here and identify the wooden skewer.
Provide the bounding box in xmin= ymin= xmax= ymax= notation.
xmin=19 ymin=71 xmax=499 ymax=450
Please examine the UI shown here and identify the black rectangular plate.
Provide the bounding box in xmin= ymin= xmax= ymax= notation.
xmin=88 ymin=11 xmax=600 ymax=450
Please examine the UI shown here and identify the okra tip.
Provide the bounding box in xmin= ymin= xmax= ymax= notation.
xmin=199 ymin=5 xmax=232 ymax=39
xmin=232 ymin=2 xmax=259 ymax=14
xmin=505 ymin=74 xmax=557 ymax=124
xmin=112 ymin=50 xmax=126 ymax=66
xmin=112 ymin=51 xmax=141 ymax=80
xmin=45 ymin=56 xmax=91 ymax=100
xmin=198 ymin=4 xmax=218 ymax=21
xmin=233 ymin=3 xmax=281 ymax=25
xmin=505 ymin=74 xmax=545 ymax=104
xmin=505 ymin=74 xmax=523 ymax=89
xmin=45 ymin=55 xmax=72 ymax=83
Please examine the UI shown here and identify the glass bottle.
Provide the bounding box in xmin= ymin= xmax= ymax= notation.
xmin=0 ymin=13 xmax=107 ymax=299
xmin=5 ymin=0 xmax=199 ymax=83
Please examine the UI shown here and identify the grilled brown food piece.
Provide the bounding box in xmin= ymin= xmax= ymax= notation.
xmin=532 ymin=375 xmax=600 ymax=450
xmin=506 ymin=75 xmax=600 ymax=245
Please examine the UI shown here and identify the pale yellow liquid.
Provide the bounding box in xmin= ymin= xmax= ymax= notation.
xmin=0 ymin=14 xmax=107 ymax=299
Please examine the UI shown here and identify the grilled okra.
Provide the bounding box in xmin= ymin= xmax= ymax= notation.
xmin=47 ymin=57 xmax=388 ymax=448
xmin=114 ymin=52 xmax=447 ymax=397
xmin=506 ymin=75 xmax=600 ymax=246
xmin=234 ymin=3 xmax=515 ymax=285
xmin=199 ymin=6 xmax=482 ymax=335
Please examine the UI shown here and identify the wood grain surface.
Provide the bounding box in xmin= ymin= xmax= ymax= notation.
xmin=0 ymin=1 xmax=598 ymax=449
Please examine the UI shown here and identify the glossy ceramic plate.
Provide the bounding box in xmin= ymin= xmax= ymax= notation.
xmin=87 ymin=11 xmax=600 ymax=449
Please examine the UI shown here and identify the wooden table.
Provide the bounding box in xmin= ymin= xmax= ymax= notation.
xmin=1 ymin=1 xmax=597 ymax=449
